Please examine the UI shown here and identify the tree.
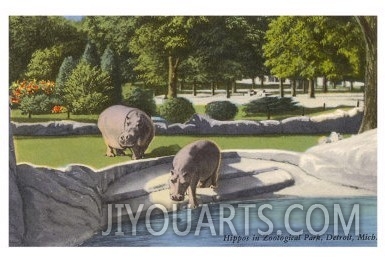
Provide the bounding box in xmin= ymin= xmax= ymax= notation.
xmin=82 ymin=41 xmax=99 ymax=67
xmin=63 ymin=60 xmax=114 ymax=115
xmin=264 ymin=16 xmax=365 ymax=99
xmin=130 ymin=16 xmax=207 ymax=98
xmin=101 ymin=46 xmax=121 ymax=104
xmin=25 ymin=45 xmax=64 ymax=81
xmin=355 ymin=16 xmax=377 ymax=133
xmin=9 ymin=16 xmax=86 ymax=83
xmin=82 ymin=16 xmax=138 ymax=84
xmin=56 ymin=56 xmax=77 ymax=93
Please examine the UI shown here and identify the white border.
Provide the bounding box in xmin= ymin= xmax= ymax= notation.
xmin=1 ymin=0 xmax=384 ymax=256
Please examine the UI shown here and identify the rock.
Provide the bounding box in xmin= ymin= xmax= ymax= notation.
xmin=299 ymin=129 xmax=376 ymax=191
xmin=16 ymin=164 xmax=104 ymax=246
xmin=12 ymin=121 xmax=99 ymax=136
xmin=318 ymin=131 xmax=343 ymax=144
xmin=9 ymin=117 xmax=24 ymax=246
xmin=281 ymin=116 xmax=314 ymax=134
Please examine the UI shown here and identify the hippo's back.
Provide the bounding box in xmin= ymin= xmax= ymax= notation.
xmin=173 ymin=140 xmax=220 ymax=172
xmin=98 ymin=105 xmax=138 ymax=149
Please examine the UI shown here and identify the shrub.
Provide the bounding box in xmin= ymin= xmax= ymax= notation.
xmin=63 ymin=61 xmax=114 ymax=115
xmin=159 ymin=97 xmax=195 ymax=123
xmin=243 ymin=97 xmax=300 ymax=117
xmin=10 ymin=80 xmax=61 ymax=118
xmin=122 ymin=86 xmax=156 ymax=116
xmin=205 ymin=101 xmax=238 ymax=121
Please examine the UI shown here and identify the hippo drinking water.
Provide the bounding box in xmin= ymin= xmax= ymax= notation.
xmin=169 ymin=140 xmax=221 ymax=208
xmin=98 ymin=105 xmax=155 ymax=160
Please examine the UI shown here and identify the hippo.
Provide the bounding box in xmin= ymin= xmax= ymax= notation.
xmin=169 ymin=140 xmax=221 ymax=208
xmin=97 ymin=105 xmax=155 ymax=160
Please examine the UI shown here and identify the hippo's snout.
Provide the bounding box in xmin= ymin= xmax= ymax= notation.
xmin=119 ymin=132 xmax=135 ymax=147
xmin=171 ymin=194 xmax=184 ymax=201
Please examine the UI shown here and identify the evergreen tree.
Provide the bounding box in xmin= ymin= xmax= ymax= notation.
xmin=82 ymin=41 xmax=99 ymax=67
xmin=56 ymin=56 xmax=77 ymax=93
xmin=101 ymin=46 xmax=121 ymax=104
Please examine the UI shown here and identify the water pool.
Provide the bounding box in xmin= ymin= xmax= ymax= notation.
xmin=81 ymin=196 xmax=376 ymax=247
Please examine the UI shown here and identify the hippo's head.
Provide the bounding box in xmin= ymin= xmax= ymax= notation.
xmin=118 ymin=111 xmax=144 ymax=148
xmin=169 ymin=169 xmax=191 ymax=202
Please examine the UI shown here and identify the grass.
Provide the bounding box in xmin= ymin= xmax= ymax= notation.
xmin=13 ymin=134 xmax=323 ymax=170
xmin=10 ymin=105 xmax=353 ymax=123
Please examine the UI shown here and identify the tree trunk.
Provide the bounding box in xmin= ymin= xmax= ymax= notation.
xmin=279 ymin=78 xmax=284 ymax=97
xmin=226 ymin=81 xmax=231 ymax=98
xmin=259 ymin=75 xmax=264 ymax=88
xmin=179 ymin=78 xmax=185 ymax=91
xmin=308 ymin=78 xmax=315 ymax=98
xmin=323 ymin=76 xmax=328 ymax=93
xmin=251 ymin=77 xmax=255 ymax=90
xmin=67 ymin=110 xmax=70 ymax=119
xmin=167 ymin=55 xmax=179 ymax=99
xmin=303 ymin=80 xmax=308 ymax=94
xmin=192 ymin=81 xmax=197 ymax=96
xmin=211 ymin=82 xmax=215 ymax=96
xmin=291 ymin=79 xmax=296 ymax=97
xmin=28 ymin=112 xmax=32 ymax=119
xmin=350 ymin=81 xmax=354 ymax=92
xmin=232 ymin=81 xmax=237 ymax=93
xmin=356 ymin=16 xmax=377 ymax=133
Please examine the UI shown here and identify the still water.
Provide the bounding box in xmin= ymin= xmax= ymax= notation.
xmin=82 ymin=196 xmax=376 ymax=247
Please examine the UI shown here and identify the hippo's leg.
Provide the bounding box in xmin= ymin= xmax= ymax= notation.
xmin=197 ymin=175 xmax=213 ymax=188
xmin=106 ymin=145 xmax=115 ymax=157
xmin=131 ymin=146 xmax=144 ymax=160
xmin=115 ymin=149 xmax=126 ymax=156
xmin=209 ymin=171 xmax=218 ymax=189
xmin=188 ymin=177 xmax=199 ymax=208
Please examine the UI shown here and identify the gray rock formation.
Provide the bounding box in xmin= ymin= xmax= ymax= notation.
xmin=299 ymin=129 xmax=376 ymax=192
xmin=9 ymin=117 xmax=24 ymax=246
xmin=11 ymin=108 xmax=363 ymax=136
xmin=15 ymin=164 xmax=105 ymax=246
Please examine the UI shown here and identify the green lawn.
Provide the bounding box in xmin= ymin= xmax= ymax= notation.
xmin=13 ymin=134 xmax=323 ymax=170
xmin=11 ymin=105 xmax=352 ymax=123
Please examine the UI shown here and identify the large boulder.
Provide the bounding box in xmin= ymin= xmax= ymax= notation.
xmin=9 ymin=118 xmax=24 ymax=246
xmin=299 ymin=129 xmax=376 ymax=191
xmin=16 ymin=164 xmax=105 ymax=246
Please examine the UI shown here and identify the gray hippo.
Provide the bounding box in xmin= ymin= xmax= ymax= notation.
xmin=98 ymin=105 xmax=155 ymax=160
xmin=169 ymin=140 xmax=221 ymax=208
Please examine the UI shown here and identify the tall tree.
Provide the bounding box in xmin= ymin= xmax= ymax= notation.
xmin=82 ymin=16 xmax=137 ymax=83
xmin=264 ymin=16 xmax=365 ymax=99
xmin=82 ymin=41 xmax=99 ymax=67
xmin=355 ymin=16 xmax=377 ymax=133
xmin=56 ymin=56 xmax=78 ymax=117
xmin=130 ymin=16 xmax=206 ymax=98
xmin=101 ymin=46 xmax=121 ymax=104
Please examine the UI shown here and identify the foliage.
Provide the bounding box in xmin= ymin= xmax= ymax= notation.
xmin=243 ymin=97 xmax=300 ymax=116
xmin=10 ymin=80 xmax=61 ymax=117
xmin=130 ymin=16 xmax=208 ymax=98
xmin=25 ymin=45 xmax=64 ymax=81
xmin=9 ymin=16 xmax=86 ymax=83
xmin=263 ymin=16 xmax=364 ymax=82
xmin=56 ymin=56 xmax=78 ymax=94
xmin=101 ymin=46 xmax=121 ymax=104
xmin=205 ymin=101 xmax=238 ymax=121
xmin=82 ymin=41 xmax=99 ymax=67
xmin=159 ymin=97 xmax=195 ymax=123
xmin=122 ymin=86 xmax=157 ymax=116
xmin=63 ymin=61 xmax=114 ymax=114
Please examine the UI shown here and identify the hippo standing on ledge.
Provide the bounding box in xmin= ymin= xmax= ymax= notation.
xmin=169 ymin=140 xmax=221 ymax=208
xmin=98 ymin=105 xmax=155 ymax=160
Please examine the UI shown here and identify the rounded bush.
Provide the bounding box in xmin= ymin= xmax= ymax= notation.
xmin=123 ymin=86 xmax=156 ymax=116
xmin=159 ymin=97 xmax=195 ymax=124
xmin=205 ymin=101 xmax=238 ymax=121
